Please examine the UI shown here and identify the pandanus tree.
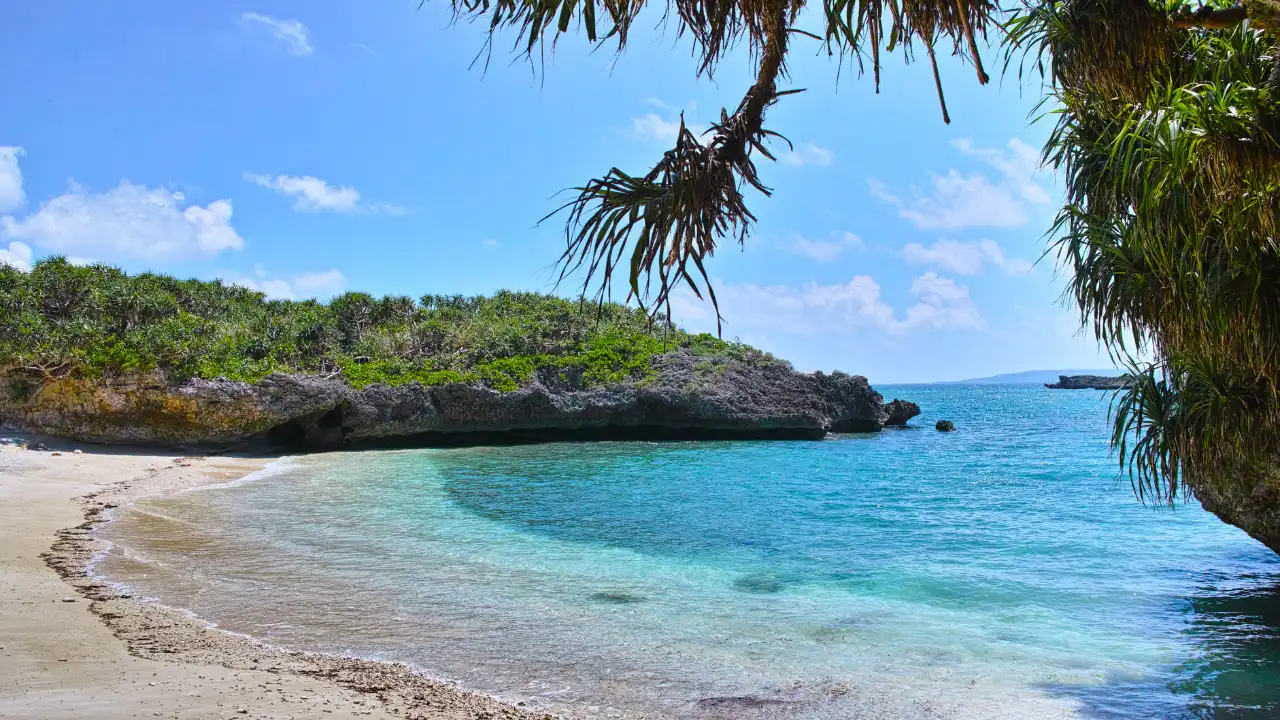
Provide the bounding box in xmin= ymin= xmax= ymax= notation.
xmin=442 ymin=0 xmax=1280 ymax=551
xmin=1009 ymin=0 xmax=1280 ymax=552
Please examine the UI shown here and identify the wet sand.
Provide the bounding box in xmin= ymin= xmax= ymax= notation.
xmin=0 ymin=434 xmax=550 ymax=720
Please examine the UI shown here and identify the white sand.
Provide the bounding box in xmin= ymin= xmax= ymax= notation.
xmin=0 ymin=435 xmax=540 ymax=720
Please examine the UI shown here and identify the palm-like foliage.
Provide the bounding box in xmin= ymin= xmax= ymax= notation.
xmin=1006 ymin=0 xmax=1280 ymax=520
xmin=443 ymin=0 xmax=998 ymax=322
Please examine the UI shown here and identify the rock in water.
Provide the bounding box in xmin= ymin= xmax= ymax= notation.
xmin=588 ymin=591 xmax=646 ymax=604
xmin=732 ymin=572 xmax=789 ymax=594
xmin=936 ymin=419 xmax=956 ymax=432
xmin=0 ymin=350 xmax=911 ymax=450
xmin=883 ymin=399 xmax=922 ymax=426
xmin=1044 ymin=374 xmax=1132 ymax=390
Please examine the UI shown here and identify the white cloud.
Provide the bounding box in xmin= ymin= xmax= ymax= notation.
xmin=869 ymin=174 xmax=1024 ymax=229
xmin=673 ymin=276 xmax=893 ymax=336
xmin=646 ymin=97 xmax=696 ymax=114
xmin=367 ymin=202 xmax=409 ymax=216
xmin=0 ymin=146 xmax=24 ymax=213
xmin=245 ymin=173 xmax=405 ymax=216
xmin=482 ymin=238 xmax=500 ymax=249
xmin=788 ymin=231 xmax=863 ymax=262
xmin=0 ymin=181 xmax=244 ymax=263
xmin=631 ymin=99 xmax=709 ymax=144
xmin=245 ymin=173 xmax=358 ymax=212
xmin=632 ymin=113 xmax=682 ymax=143
xmin=241 ymin=13 xmax=313 ymax=57
xmin=226 ymin=267 xmax=347 ymax=300
xmin=953 ymin=138 xmax=1051 ymax=206
xmin=671 ymin=272 xmax=983 ymax=338
xmin=869 ymin=138 xmax=1050 ymax=229
xmin=0 ymin=241 xmax=32 ymax=271
xmin=780 ymin=142 xmax=834 ymax=167
xmin=902 ymin=239 xmax=1034 ymax=276
xmin=352 ymin=42 xmax=376 ymax=56
xmin=902 ymin=272 xmax=986 ymax=330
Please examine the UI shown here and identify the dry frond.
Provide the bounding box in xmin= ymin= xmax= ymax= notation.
xmin=675 ymin=0 xmax=803 ymax=75
xmin=445 ymin=0 xmax=644 ymax=59
xmin=551 ymin=0 xmax=794 ymax=329
xmin=553 ymin=92 xmax=793 ymax=331
xmin=821 ymin=0 xmax=998 ymax=119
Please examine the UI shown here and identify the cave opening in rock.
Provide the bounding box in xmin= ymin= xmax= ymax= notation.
xmin=264 ymin=404 xmax=347 ymax=450
xmin=316 ymin=404 xmax=344 ymax=429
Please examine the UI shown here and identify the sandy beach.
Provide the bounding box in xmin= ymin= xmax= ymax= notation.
xmin=0 ymin=435 xmax=548 ymax=720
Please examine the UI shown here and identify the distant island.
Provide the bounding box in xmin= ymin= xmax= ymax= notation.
xmin=943 ymin=369 xmax=1123 ymax=385
xmin=1044 ymin=375 xmax=1133 ymax=390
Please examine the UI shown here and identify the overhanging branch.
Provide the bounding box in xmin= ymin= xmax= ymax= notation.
xmin=552 ymin=0 xmax=793 ymax=333
xmin=1169 ymin=3 xmax=1249 ymax=29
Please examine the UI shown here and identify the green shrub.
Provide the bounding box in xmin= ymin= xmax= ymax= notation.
xmin=0 ymin=259 xmax=769 ymax=392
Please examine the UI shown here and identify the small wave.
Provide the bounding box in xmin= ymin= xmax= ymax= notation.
xmin=86 ymin=456 xmax=300 ymax=588
xmin=172 ymin=455 xmax=302 ymax=495
xmin=111 ymin=505 xmax=190 ymax=524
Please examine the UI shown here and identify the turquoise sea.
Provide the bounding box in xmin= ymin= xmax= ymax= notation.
xmin=95 ymin=385 xmax=1280 ymax=718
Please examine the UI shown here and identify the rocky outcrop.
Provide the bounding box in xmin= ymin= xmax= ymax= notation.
xmin=883 ymin=399 xmax=921 ymax=426
xmin=1045 ymin=374 xmax=1133 ymax=390
xmin=0 ymin=350 xmax=899 ymax=450
xmin=1190 ymin=468 xmax=1280 ymax=556
xmin=936 ymin=420 xmax=956 ymax=432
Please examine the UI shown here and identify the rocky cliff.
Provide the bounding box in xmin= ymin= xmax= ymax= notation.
xmin=1191 ymin=470 xmax=1280 ymax=556
xmin=0 ymin=350 xmax=912 ymax=450
xmin=883 ymin=399 xmax=921 ymax=426
xmin=1044 ymin=374 xmax=1133 ymax=390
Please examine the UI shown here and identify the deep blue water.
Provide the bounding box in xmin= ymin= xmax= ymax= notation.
xmin=97 ymin=385 xmax=1280 ymax=718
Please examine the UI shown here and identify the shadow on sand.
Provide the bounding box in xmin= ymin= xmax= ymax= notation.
xmin=0 ymin=432 xmax=284 ymax=460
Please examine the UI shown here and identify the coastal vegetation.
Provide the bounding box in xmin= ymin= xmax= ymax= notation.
xmin=0 ymin=258 xmax=768 ymax=394
xmin=1007 ymin=1 xmax=1280 ymax=516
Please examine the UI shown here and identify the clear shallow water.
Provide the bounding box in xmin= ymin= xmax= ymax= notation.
xmin=96 ymin=385 xmax=1280 ymax=718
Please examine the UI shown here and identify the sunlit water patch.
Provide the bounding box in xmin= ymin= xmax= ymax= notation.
xmin=95 ymin=385 xmax=1280 ymax=718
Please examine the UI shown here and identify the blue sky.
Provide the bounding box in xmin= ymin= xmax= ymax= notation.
xmin=0 ymin=2 xmax=1113 ymax=383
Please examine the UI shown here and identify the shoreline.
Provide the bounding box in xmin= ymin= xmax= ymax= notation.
xmin=0 ymin=434 xmax=553 ymax=720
